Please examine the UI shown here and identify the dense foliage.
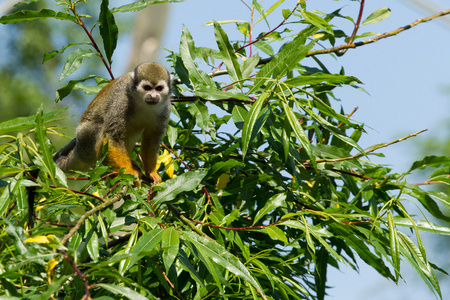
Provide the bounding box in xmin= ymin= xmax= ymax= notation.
xmin=1 ymin=1 xmax=449 ymax=299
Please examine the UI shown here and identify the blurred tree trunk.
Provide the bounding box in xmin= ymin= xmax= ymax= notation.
xmin=127 ymin=3 xmax=170 ymax=68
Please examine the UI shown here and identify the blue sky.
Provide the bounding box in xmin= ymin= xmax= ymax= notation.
xmin=157 ymin=1 xmax=450 ymax=299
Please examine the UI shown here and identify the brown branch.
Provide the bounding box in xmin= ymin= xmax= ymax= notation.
xmin=307 ymin=9 xmax=450 ymax=57
xmin=310 ymin=129 xmax=428 ymax=165
xmin=60 ymin=250 xmax=90 ymax=300
xmin=70 ymin=5 xmax=115 ymax=79
xmin=337 ymin=0 xmax=365 ymax=56
xmin=61 ymin=185 xmax=128 ymax=245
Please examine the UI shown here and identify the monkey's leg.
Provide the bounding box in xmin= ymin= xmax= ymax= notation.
xmin=141 ymin=134 xmax=161 ymax=184
xmin=103 ymin=138 xmax=140 ymax=180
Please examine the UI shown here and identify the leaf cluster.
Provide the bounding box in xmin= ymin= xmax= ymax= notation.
xmin=1 ymin=1 xmax=449 ymax=300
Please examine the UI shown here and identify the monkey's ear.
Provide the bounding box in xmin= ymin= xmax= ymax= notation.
xmin=129 ymin=71 xmax=135 ymax=79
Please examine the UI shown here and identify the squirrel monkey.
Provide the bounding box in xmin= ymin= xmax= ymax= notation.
xmin=54 ymin=62 xmax=172 ymax=184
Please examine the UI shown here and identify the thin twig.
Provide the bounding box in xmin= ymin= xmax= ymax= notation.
xmin=61 ymin=185 xmax=128 ymax=245
xmin=337 ymin=0 xmax=365 ymax=56
xmin=310 ymin=129 xmax=428 ymax=164
xmin=307 ymin=9 xmax=450 ymax=57
xmin=60 ymin=250 xmax=90 ymax=300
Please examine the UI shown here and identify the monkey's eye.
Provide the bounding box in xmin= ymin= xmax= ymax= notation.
xmin=143 ymin=85 xmax=152 ymax=91
xmin=155 ymin=86 xmax=163 ymax=91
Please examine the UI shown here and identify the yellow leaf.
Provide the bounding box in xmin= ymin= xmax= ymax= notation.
xmin=93 ymin=190 xmax=100 ymax=197
xmin=46 ymin=257 xmax=59 ymax=273
xmin=216 ymin=171 xmax=230 ymax=190
xmin=158 ymin=149 xmax=174 ymax=178
xmin=35 ymin=205 xmax=45 ymax=212
xmin=24 ymin=236 xmax=50 ymax=243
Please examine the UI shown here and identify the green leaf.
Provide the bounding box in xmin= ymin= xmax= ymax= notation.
xmin=329 ymin=223 xmax=395 ymax=280
xmin=182 ymin=231 xmax=266 ymax=298
xmin=0 ymin=9 xmax=76 ymax=24
xmin=34 ymin=105 xmax=55 ymax=180
xmin=253 ymin=192 xmax=286 ymax=225
xmin=398 ymin=232 xmax=441 ymax=298
xmin=193 ymin=84 xmax=250 ymax=101
xmin=207 ymin=159 xmax=245 ymax=179
xmin=97 ymin=283 xmax=155 ymax=300
xmin=265 ymin=225 xmax=288 ymax=243
xmin=214 ymin=21 xmax=242 ymax=84
xmin=59 ymin=48 xmax=99 ymax=81
xmin=187 ymin=100 xmax=210 ymax=132
xmin=0 ymin=108 xmax=66 ymax=134
xmin=43 ymin=42 xmax=90 ymax=63
xmin=390 ymin=218 xmax=450 ymax=235
xmin=300 ymin=10 xmax=333 ymax=34
xmin=285 ymin=73 xmax=361 ymax=87
xmin=241 ymin=92 xmax=268 ymax=157
xmin=86 ymin=219 xmax=99 ymax=263
xmin=111 ymin=0 xmax=185 ymax=13
xmin=249 ymin=28 xmax=317 ymax=94
xmin=408 ymin=155 xmax=450 ymax=172
xmin=162 ymin=228 xmax=180 ymax=272
xmin=362 ymin=8 xmax=391 ymax=26
xmin=99 ymin=0 xmax=119 ymax=65
xmin=387 ymin=212 xmax=400 ymax=280
xmin=240 ymin=53 xmax=259 ymax=78
xmin=152 ymin=169 xmax=208 ymax=207
xmin=180 ymin=25 xmax=214 ymax=87
xmin=281 ymin=99 xmax=317 ymax=170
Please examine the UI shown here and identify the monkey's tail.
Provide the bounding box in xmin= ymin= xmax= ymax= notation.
xmin=53 ymin=138 xmax=77 ymax=171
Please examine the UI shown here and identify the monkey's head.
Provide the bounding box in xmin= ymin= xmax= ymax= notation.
xmin=132 ymin=62 xmax=172 ymax=105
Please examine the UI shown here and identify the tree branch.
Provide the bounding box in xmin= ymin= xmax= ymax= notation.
xmin=308 ymin=9 xmax=450 ymax=57
xmin=61 ymin=185 xmax=128 ymax=245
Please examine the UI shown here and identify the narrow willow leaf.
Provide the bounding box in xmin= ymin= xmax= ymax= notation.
xmin=111 ymin=0 xmax=185 ymax=13
xmin=390 ymin=218 xmax=450 ymax=235
xmin=249 ymin=28 xmax=317 ymax=94
xmin=59 ymin=48 xmax=99 ymax=81
xmin=43 ymin=42 xmax=90 ymax=63
xmin=387 ymin=212 xmax=400 ymax=280
xmin=239 ymin=54 xmax=257 ymax=79
xmin=281 ymin=99 xmax=316 ymax=170
xmin=194 ymin=84 xmax=250 ymax=101
xmin=180 ymin=25 xmax=214 ymax=87
xmin=182 ymin=231 xmax=266 ymax=299
xmin=0 ymin=9 xmax=76 ymax=24
xmin=408 ymin=155 xmax=450 ymax=172
xmin=207 ymin=159 xmax=245 ymax=179
xmin=362 ymin=8 xmax=391 ymax=26
xmin=297 ymin=100 xmax=365 ymax=156
xmin=214 ymin=21 xmax=242 ymax=83
xmin=119 ymin=227 xmax=139 ymax=275
xmin=241 ymin=92 xmax=269 ymax=157
xmin=398 ymin=232 xmax=441 ymax=298
xmin=302 ymin=216 xmax=315 ymax=254
xmin=284 ymin=73 xmax=361 ymax=87
xmin=34 ymin=106 xmax=55 ymax=179
xmin=162 ymin=228 xmax=180 ymax=272
xmin=329 ymin=223 xmax=395 ymax=280
xmin=0 ymin=108 xmax=66 ymax=134
xmin=255 ymin=0 xmax=284 ymax=24
xmin=99 ymin=0 xmax=119 ymax=64
xmin=253 ymin=192 xmax=286 ymax=225
xmin=97 ymin=283 xmax=155 ymax=300
xmin=85 ymin=218 xmax=99 ymax=263
xmin=152 ymin=169 xmax=208 ymax=206
xmin=187 ymin=100 xmax=210 ymax=132
xmin=265 ymin=226 xmax=288 ymax=243
xmin=300 ymin=10 xmax=333 ymax=34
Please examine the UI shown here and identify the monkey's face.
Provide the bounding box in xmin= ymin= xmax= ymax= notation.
xmin=136 ymin=80 xmax=171 ymax=105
